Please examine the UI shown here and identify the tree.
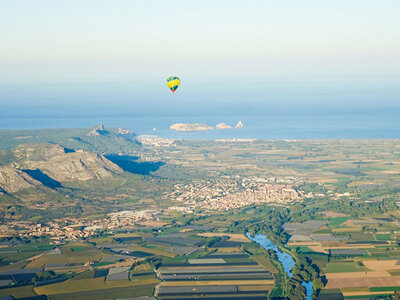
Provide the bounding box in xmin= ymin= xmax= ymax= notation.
xmin=393 ymin=291 xmax=400 ymax=300
xmin=313 ymin=277 xmax=324 ymax=289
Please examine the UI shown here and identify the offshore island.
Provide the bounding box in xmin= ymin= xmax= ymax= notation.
xmin=170 ymin=121 xmax=242 ymax=132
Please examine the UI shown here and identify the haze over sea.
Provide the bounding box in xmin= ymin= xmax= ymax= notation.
xmin=1 ymin=76 xmax=399 ymax=140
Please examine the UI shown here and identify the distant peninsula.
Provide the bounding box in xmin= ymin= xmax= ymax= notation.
xmin=170 ymin=123 xmax=214 ymax=132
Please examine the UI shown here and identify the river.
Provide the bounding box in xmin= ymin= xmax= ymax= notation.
xmin=246 ymin=233 xmax=313 ymax=299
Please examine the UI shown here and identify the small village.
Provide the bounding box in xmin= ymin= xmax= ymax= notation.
xmin=2 ymin=210 xmax=162 ymax=242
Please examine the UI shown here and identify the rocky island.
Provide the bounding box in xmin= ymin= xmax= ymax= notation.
xmin=235 ymin=120 xmax=244 ymax=128
xmin=215 ymin=123 xmax=232 ymax=130
xmin=170 ymin=123 xmax=214 ymax=132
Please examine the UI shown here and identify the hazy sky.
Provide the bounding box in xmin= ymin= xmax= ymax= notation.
xmin=2 ymin=0 xmax=400 ymax=83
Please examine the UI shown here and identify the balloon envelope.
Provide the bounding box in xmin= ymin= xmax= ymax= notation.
xmin=166 ymin=77 xmax=180 ymax=93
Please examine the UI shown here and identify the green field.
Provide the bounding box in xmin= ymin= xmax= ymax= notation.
xmin=71 ymin=247 xmax=85 ymax=252
xmin=0 ymin=286 xmax=37 ymax=298
xmin=388 ymin=270 xmax=400 ymax=276
xmin=92 ymin=261 xmax=114 ymax=267
xmin=346 ymin=295 xmax=393 ymax=299
xmin=225 ymin=257 xmax=255 ymax=264
xmin=43 ymin=284 xmax=156 ymax=300
xmin=329 ymin=217 xmax=351 ymax=226
xmin=290 ymin=245 xmax=314 ymax=253
xmin=324 ymin=262 xmax=369 ymax=273
xmin=35 ymin=277 xmax=159 ymax=295
xmin=251 ymin=254 xmax=278 ymax=274
xmin=0 ymin=250 xmax=44 ymax=262
xmin=376 ymin=234 xmax=391 ymax=241
xmin=370 ymin=286 xmax=400 ymax=292
xmin=26 ymin=243 xmax=108 ymax=268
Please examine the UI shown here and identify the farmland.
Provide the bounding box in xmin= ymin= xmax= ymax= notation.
xmin=2 ymin=135 xmax=400 ymax=298
xmin=285 ymin=212 xmax=400 ymax=298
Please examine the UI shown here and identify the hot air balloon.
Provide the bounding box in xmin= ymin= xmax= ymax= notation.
xmin=166 ymin=76 xmax=180 ymax=94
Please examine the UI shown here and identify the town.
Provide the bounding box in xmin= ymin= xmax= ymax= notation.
xmin=167 ymin=176 xmax=305 ymax=211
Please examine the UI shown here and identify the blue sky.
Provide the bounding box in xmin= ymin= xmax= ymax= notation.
xmin=1 ymin=0 xmax=399 ymax=83
xmin=1 ymin=0 xmax=399 ymax=122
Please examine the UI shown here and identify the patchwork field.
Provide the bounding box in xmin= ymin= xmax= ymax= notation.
xmin=161 ymin=279 xmax=274 ymax=286
xmin=34 ymin=276 xmax=159 ymax=295
xmin=197 ymin=232 xmax=250 ymax=242
xmin=326 ymin=275 xmax=400 ymax=289
xmin=26 ymin=243 xmax=108 ymax=268
xmin=286 ymin=215 xmax=400 ymax=297
xmin=129 ymin=245 xmax=177 ymax=258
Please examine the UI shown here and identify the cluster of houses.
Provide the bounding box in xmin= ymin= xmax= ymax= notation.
xmin=168 ymin=176 xmax=305 ymax=211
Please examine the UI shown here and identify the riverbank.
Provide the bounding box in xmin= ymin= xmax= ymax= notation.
xmin=247 ymin=233 xmax=313 ymax=300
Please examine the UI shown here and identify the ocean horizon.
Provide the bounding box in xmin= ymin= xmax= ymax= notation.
xmin=1 ymin=77 xmax=399 ymax=140
xmin=1 ymin=113 xmax=399 ymax=140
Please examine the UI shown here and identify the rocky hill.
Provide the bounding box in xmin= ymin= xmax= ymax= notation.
xmin=0 ymin=166 xmax=42 ymax=194
xmin=0 ymin=143 xmax=123 ymax=194
xmin=0 ymin=125 xmax=141 ymax=154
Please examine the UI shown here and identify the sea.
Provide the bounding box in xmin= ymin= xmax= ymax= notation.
xmin=1 ymin=114 xmax=399 ymax=140
xmin=1 ymin=77 xmax=399 ymax=140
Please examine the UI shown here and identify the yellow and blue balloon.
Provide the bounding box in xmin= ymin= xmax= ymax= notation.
xmin=166 ymin=76 xmax=180 ymax=94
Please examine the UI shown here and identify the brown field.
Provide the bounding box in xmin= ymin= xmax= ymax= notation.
xmin=162 ymin=280 xmax=274 ymax=286
xmin=326 ymin=276 xmax=400 ymax=289
xmin=325 ymin=269 xmax=400 ymax=289
xmin=212 ymin=247 xmax=241 ymax=252
xmin=332 ymin=227 xmax=362 ymax=232
xmin=342 ymin=291 xmax=393 ymax=297
xmin=138 ymin=220 xmax=169 ymax=227
xmin=347 ymin=181 xmax=377 ymax=187
xmin=327 ymin=271 xmax=390 ymax=279
xmin=113 ymin=233 xmax=140 ymax=238
xmin=362 ymin=259 xmax=400 ymax=272
xmin=321 ymin=211 xmax=349 ymax=218
xmin=52 ymin=267 xmax=89 ymax=274
xmin=134 ymin=263 xmax=152 ymax=271
xmin=308 ymin=245 xmax=329 ymax=254
xmin=88 ymin=236 xmax=114 ymax=244
xmin=287 ymin=241 xmax=320 ymax=246
xmin=95 ymin=259 xmax=137 ymax=269
xmin=328 ymin=245 xmax=376 ymax=249
xmin=26 ymin=244 xmax=108 ymax=268
xmin=321 ymin=241 xmax=344 ymax=247
xmin=319 ymin=241 xmax=378 ymax=250
xmin=382 ymin=170 xmax=400 ymax=174
xmin=197 ymin=232 xmax=250 ymax=242
xmin=312 ymin=178 xmax=339 ymax=184
xmin=129 ymin=246 xmax=176 ymax=258
xmin=35 ymin=277 xmax=159 ymax=295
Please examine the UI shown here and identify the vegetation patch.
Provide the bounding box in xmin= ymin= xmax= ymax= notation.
xmin=325 ymin=262 xmax=369 ymax=273
xmin=329 ymin=217 xmax=351 ymax=226
xmin=370 ymin=286 xmax=400 ymax=292
xmin=71 ymin=247 xmax=85 ymax=252
xmin=376 ymin=234 xmax=391 ymax=241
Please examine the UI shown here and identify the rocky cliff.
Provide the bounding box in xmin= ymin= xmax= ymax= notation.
xmin=0 ymin=144 xmax=123 ymax=194
xmin=0 ymin=166 xmax=42 ymax=193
